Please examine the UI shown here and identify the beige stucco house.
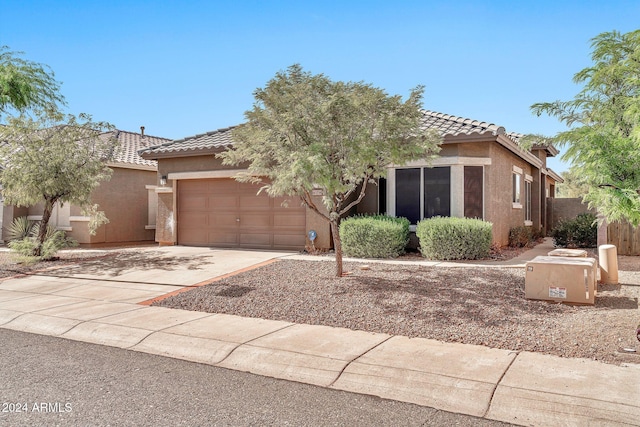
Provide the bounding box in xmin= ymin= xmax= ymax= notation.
xmin=139 ymin=110 xmax=563 ymax=250
xmin=1 ymin=129 xmax=170 ymax=245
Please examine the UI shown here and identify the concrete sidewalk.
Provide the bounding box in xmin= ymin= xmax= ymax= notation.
xmin=1 ymin=244 xmax=639 ymax=426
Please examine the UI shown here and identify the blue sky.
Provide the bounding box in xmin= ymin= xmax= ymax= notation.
xmin=2 ymin=1 xmax=639 ymax=174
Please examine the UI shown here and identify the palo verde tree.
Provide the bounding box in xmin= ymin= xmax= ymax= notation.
xmin=531 ymin=29 xmax=640 ymax=226
xmin=0 ymin=46 xmax=65 ymax=117
xmin=220 ymin=64 xmax=441 ymax=276
xmin=0 ymin=113 xmax=117 ymax=257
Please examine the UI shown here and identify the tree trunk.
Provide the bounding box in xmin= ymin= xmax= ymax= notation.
xmin=330 ymin=220 xmax=343 ymax=277
xmin=35 ymin=198 xmax=55 ymax=257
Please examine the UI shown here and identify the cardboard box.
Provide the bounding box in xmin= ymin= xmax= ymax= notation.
xmin=547 ymin=248 xmax=588 ymax=257
xmin=525 ymin=256 xmax=597 ymax=305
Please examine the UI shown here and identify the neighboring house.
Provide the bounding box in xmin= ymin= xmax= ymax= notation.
xmin=1 ymin=129 xmax=171 ymax=245
xmin=139 ymin=110 xmax=563 ymax=250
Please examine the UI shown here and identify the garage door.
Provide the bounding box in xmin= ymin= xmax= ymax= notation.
xmin=177 ymin=179 xmax=307 ymax=250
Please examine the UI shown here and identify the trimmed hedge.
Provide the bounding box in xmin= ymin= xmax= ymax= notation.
xmin=416 ymin=216 xmax=493 ymax=260
xmin=340 ymin=215 xmax=410 ymax=258
xmin=551 ymin=213 xmax=597 ymax=248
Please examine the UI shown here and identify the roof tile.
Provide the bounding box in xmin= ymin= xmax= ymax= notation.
xmin=139 ymin=110 xmax=527 ymax=157
xmin=139 ymin=126 xmax=236 ymax=157
xmin=105 ymin=130 xmax=171 ymax=167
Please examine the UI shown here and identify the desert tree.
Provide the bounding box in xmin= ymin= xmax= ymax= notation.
xmin=0 ymin=113 xmax=117 ymax=257
xmin=0 ymin=46 xmax=65 ymax=117
xmin=531 ymin=29 xmax=640 ymax=225
xmin=220 ymin=64 xmax=441 ymax=276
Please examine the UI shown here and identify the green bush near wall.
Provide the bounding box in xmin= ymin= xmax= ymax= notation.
xmin=416 ymin=216 xmax=493 ymax=260
xmin=340 ymin=215 xmax=410 ymax=258
xmin=551 ymin=213 xmax=597 ymax=248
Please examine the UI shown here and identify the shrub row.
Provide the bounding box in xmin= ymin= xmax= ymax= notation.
xmin=341 ymin=214 xmax=493 ymax=260
xmin=416 ymin=216 xmax=492 ymax=260
xmin=340 ymin=215 xmax=410 ymax=258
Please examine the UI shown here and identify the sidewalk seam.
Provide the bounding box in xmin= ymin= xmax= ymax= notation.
xmin=327 ymin=334 xmax=394 ymax=388
xmin=214 ymin=323 xmax=296 ymax=365
xmin=482 ymin=351 xmax=519 ymax=418
xmin=125 ymin=329 xmax=157 ymax=350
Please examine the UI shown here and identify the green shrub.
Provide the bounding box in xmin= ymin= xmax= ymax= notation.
xmin=6 ymin=217 xmax=77 ymax=261
xmin=509 ymin=226 xmax=534 ymax=248
xmin=551 ymin=213 xmax=597 ymax=248
xmin=416 ymin=216 xmax=493 ymax=260
xmin=340 ymin=214 xmax=410 ymax=258
xmin=6 ymin=216 xmax=35 ymax=241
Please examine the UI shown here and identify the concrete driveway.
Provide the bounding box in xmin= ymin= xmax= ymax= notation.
xmin=0 ymin=246 xmax=293 ymax=327
xmin=39 ymin=246 xmax=295 ymax=286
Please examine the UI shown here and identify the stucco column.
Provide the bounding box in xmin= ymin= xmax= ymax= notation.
xmin=386 ymin=168 xmax=396 ymax=217
xmin=450 ymin=164 xmax=464 ymax=218
xmin=155 ymin=188 xmax=176 ymax=245
xmin=597 ymin=214 xmax=608 ymax=247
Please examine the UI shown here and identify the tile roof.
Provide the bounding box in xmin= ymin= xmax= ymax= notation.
xmin=139 ymin=110 xmax=539 ymax=158
xmin=105 ymin=130 xmax=171 ymax=168
xmin=421 ymin=110 xmax=520 ymax=143
xmin=139 ymin=126 xmax=236 ymax=157
xmin=506 ymin=131 xmax=524 ymax=143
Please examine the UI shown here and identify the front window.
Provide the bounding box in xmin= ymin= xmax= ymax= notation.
xmin=424 ymin=167 xmax=451 ymax=218
xmin=395 ymin=167 xmax=451 ymax=224
xmin=512 ymin=172 xmax=521 ymax=205
xmin=464 ymin=166 xmax=483 ymax=219
xmin=524 ymin=179 xmax=532 ymax=223
xmin=395 ymin=168 xmax=421 ymax=224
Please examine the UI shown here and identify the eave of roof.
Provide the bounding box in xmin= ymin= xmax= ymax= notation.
xmin=546 ymin=168 xmax=564 ymax=183
xmin=506 ymin=131 xmax=559 ymax=157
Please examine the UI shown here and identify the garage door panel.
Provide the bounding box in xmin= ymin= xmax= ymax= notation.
xmin=178 ymin=178 xmax=305 ymax=249
xmin=208 ymin=179 xmax=238 ymax=193
xmin=239 ymin=214 xmax=271 ymax=228
xmin=180 ymin=196 xmax=208 ymax=211
xmin=182 ymin=181 xmax=210 ymax=193
xmin=239 ymin=233 xmax=271 ymax=247
xmin=209 ymin=232 xmax=239 ymax=245
xmin=179 ymin=229 xmax=209 ymax=244
xmin=240 ymin=195 xmax=270 ymax=209
xmin=210 ymin=214 xmax=238 ymax=227
xmin=180 ymin=212 xmax=208 ymax=225
xmin=208 ymin=195 xmax=238 ymax=211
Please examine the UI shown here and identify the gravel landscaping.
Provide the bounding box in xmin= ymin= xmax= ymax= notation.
xmin=155 ymin=256 xmax=640 ymax=366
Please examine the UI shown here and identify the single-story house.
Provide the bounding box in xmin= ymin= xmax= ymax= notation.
xmin=1 ymin=129 xmax=171 ymax=244
xmin=138 ymin=110 xmax=563 ymax=250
